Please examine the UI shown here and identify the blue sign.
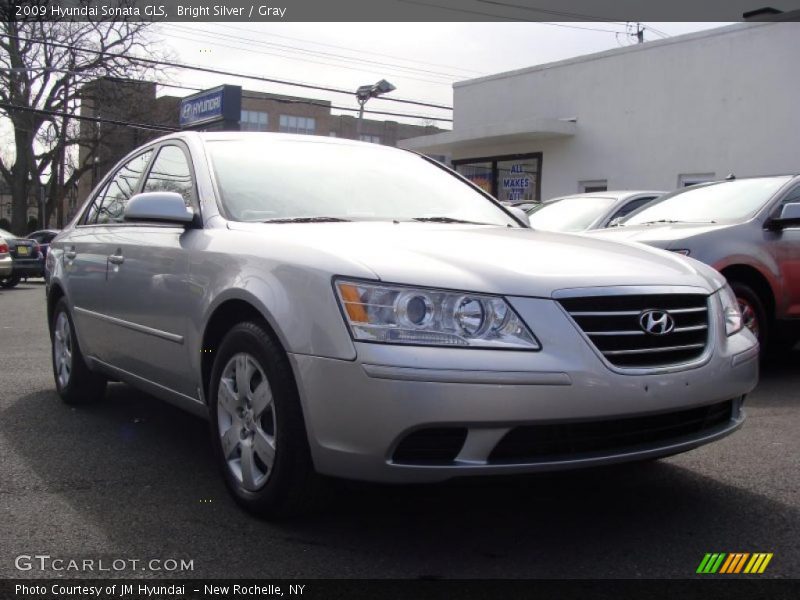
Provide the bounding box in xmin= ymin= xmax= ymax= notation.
xmin=179 ymin=85 xmax=241 ymax=129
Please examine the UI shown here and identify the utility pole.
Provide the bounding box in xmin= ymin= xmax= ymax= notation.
xmin=56 ymin=78 xmax=68 ymax=228
xmin=636 ymin=23 xmax=644 ymax=44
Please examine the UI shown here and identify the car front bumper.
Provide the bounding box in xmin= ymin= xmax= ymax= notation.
xmin=289 ymin=295 xmax=759 ymax=483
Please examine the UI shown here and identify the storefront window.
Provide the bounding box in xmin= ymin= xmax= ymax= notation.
xmin=497 ymin=159 xmax=538 ymax=203
xmin=453 ymin=153 xmax=542 ymax=202
xmin=456 ymin=162 xmax=492 ymax=195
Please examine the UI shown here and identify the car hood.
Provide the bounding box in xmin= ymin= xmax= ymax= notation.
xmin=228 ymin=222 xmax=725 ymax=296
xmin=584 ymin=222 xmax=737 ymax=249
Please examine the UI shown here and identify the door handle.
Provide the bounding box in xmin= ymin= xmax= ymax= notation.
xmin=108 ymin=254 xmax=125 ymax=265
xmin=65 ymin=248 xmax=76 ymax=260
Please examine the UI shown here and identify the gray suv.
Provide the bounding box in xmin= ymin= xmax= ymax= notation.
xmin=46 ymin=133 xmax=759 ymax=517
xmin=587 ymin=176 xmax=800 ymax=350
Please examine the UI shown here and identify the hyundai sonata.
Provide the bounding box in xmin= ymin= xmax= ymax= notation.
xmin=46 ymin=133 xmax=759 ymax=517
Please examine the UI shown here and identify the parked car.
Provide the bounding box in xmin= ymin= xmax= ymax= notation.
xmin=586 ymin=176 xmax=800 ymax=349
xmin=526 ymin=191 xmax=664 ymax=232
xmin=47 ymin=133 xmax=758 ymax=517
xmin=0 ymin=227 xmax=44 ymax=288
xmin=27 ymin=229 xmax=60 ymax=259
xmin=0 ymin=235 xmax=12 ymax=279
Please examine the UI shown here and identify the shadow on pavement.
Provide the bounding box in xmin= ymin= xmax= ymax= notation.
xmin=2 ymin=355 xmax=798 ymax=578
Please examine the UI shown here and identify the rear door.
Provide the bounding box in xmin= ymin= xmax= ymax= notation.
xmin=101 ymin=143 xmax=199 ymax=398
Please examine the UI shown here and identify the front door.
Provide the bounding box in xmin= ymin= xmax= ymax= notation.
xmin=101 ymin=144 xmax=199 ymax=398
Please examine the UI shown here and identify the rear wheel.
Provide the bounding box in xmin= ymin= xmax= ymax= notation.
xmin=51 ymin=298 xmax=107 ymax=404
xmin=0 ymin=274 xmax=20 ymax=288
xmin=208 ymin=321 xmax=320 ymax=518
xmin=730 ymin=281 xmax=768 ymax=349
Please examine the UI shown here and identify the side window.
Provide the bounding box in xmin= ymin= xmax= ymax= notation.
xmin=610 ymin=196 xmax=658 ymax=222
xmin=777 ymin=185 xmax=800 ymax=212
xmin=93 ymin=151 xmax=153 ymax=224
xmin=142 ymin=145 xmax=196 ymax=208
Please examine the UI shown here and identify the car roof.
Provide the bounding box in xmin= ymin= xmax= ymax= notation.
xmin=546 ymin=190 xmax=665 ymax=202
xmin=157 ymin=130 xmax=398 ymax=151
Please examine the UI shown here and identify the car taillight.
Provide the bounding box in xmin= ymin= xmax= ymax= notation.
xmin=33 ymin=241 xmax=41 ymax=254
xmin=0 ymin=243 xmax=8 ymax=254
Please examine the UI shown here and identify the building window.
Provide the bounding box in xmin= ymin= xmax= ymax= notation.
xmin=359 ymin=134 xmax=381 ymax=144
xmin=453 ymin=153 xmax=542 ymax=202
xmin=240 ymin=110 xmax=268 ymax=131
xmin=678 ymin=173 xmax=715 ymax=187
xmin=580 ymin=180 xmax=607 ymax=193
xmin=279 ymin=115 xmax=316 ymax=135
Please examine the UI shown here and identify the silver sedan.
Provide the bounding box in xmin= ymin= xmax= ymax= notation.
xmin=46 ymin=133 xmax=758 ymax=517
xmin=526 ymin=191 xmax=664 ymax=232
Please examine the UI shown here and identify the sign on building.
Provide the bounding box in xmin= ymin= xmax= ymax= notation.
xmin=179 ymin=85 xmax=242 ymax=129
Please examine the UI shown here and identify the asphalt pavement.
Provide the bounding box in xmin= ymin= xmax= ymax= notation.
xmin=1 ymin=282 xmax=798 ymax=579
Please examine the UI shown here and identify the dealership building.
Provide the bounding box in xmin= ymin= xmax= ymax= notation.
xmin=401 ymin=17 xmax=800 ymax=202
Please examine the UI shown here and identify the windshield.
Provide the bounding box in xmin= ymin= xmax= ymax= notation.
xmin=207 ymin=138 xmax=518 ymax=226
xmin=623 ymin=177 xmax=792 ymax=226
xmin=527 ymin=196 xmax=617 ymax=232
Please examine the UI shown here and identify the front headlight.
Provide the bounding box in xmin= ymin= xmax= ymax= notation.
xmin=334 ymin=279 xmax=540 ymax=350
xmin=718 ymin=283 xmax=743 ymax=336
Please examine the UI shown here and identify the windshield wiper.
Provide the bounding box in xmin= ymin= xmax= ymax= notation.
xmin=262 ymin=216 xmax=351 ymax=224
xmin=638 ymin=219 xmax=717 ymax=226
xmin=411 ymin=217 xmax=490 ymax=225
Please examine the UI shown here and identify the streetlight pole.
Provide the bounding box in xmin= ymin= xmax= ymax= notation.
xmin=355 ymin=79 xmax=396 ymax=138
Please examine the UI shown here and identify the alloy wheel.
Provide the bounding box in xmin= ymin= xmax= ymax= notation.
xmin=737 ymin=297 xmax=760 ymax=340
xmin=53 ymin=312 xmax=73 ymax=388
xmin=217 ymin=353 xmax=277 ymax=491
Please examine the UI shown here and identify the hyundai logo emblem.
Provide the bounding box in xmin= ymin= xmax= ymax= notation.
xmin=639 ymin=310 xmax=675 ymax=335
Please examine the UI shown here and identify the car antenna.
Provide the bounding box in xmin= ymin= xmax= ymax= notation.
xmin=725 ymin=173 xmax=736 ymax=180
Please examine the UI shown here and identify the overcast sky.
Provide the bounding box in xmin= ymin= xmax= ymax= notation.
xmin=151 ymin=22 xmax=733 ymax=127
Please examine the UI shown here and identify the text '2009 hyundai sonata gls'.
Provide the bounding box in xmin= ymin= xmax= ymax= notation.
xmin=46 ymin=133 xmax=759 ymax=516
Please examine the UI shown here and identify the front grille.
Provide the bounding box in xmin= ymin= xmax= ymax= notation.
xmin=489 ymin=399 xmax=733 ymax=464
xmin=558 ymin=293 xmax=710 ymax=368
xmin=392 ymin=427 xmax=467 ymax=465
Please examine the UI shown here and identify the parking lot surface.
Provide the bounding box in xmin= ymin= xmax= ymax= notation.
xmin=1 ymin=283 xmax=798 ymax=578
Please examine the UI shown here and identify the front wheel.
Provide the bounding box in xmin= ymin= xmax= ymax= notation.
xmin=208 ymin=321 xmax=321 ymax=518
xmin=730 ymin=281 xmax=768 ymax=349
xmin=0 ymin=274 xmax=20 ymax=288
xmin=51 ymin=298 xmax=107 ymax=404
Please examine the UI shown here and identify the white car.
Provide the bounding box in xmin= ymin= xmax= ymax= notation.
xmin=46 ymin=133 xmax=759 ymax=517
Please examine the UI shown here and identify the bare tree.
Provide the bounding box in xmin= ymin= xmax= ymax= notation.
xmin=0 ymin=1 xmax=162 ymax=233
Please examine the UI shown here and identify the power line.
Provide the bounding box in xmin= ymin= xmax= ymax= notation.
xmin=0 ymin=102 xmax=179 ymax=133
xmin=152 ymin=82 xmax=451 ymax=122
xmin=158 ymin=27 xmax=454 ymax=87
xmin=474 ymin=1 xmax=630 ymax=25
xmin=396 ymin=0 xmax=628 ymax=32
xmin=206 ymin=23 xmax=487 ymax=77
xmin=160 ymin=23 xmax=469 ymax=82
xmin=0 ymin=33 xmax=454 ymax=112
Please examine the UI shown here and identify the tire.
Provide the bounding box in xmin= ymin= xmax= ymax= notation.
xmin=0 ymin=274 xmax=20 ymax=288
xmin=208 ymin=321 xmax=321 ymax=518
xmin=729 ymin=281 xmax=768 ymax=350
xmin=51 ymin=298 xmax=107 ymax=405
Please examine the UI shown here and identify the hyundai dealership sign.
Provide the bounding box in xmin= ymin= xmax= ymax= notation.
xmin=179 ymin=85 xmax=241 ymax=129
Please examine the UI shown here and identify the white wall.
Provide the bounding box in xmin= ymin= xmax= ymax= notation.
xmin=451 ymin=21 xmax=800 ymax=200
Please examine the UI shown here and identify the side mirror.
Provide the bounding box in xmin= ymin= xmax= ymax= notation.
xmin=507 ymin=206 xmax=530 ymax=227
xmin=124 ymin=192 xmax=194 ymax=225
xmin=767 ymin=202 xmax=800 ymax=230
xmin=607 ymin=217 xmax=624 ymax=228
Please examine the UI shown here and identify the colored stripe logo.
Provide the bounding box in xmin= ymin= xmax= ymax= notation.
xmin=697 ymin=553 xmax=773 ymax=574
